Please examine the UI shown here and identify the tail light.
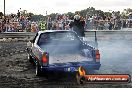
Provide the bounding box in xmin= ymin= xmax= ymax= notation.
xmin=96 ymin=50 xmax=100 ymax=62
xmin=42 ymin=52 xmax=48 ymax=63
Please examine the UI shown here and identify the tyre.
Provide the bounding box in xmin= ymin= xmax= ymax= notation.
xmin=36 ymin=63 xmax=43 ymax=76
xmin=28 ymin=54 xmax=35 ymax=65
xmin=76 ymin=72 xmax=86 ymax=85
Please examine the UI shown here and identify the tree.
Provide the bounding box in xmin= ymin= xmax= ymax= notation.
xmin=31 ymin=14 xmax=45 ymax=21
xmin=66 ymin=12 xmax=74 ymax=19
xmin=49 ymin=13 xmax=57 ymax=21
xmin=21 ymin=10 xmax=27 ymax=16
xmin=124 ymin=8 xmax=132 ymax=14
xmin=0 ymin=12 xmax=3 ymax=16
xmin=104 ymin=12 xmax=112 ymax=17
xmin=121 ymin=8 xmax=132 ymax=18
xmin=0 ymin=12 xmax=3 ymax=19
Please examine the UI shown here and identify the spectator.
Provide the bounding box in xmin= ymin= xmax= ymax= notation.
xmin=85 ymin=15 xmax=90 ymax=30
xmin=69 ymin=14 xmax=85 ymax=37
xmin=104 ymin=20 xmax=109 ymax=30
xmin=17 ymin=10 xmax=20 ymax=18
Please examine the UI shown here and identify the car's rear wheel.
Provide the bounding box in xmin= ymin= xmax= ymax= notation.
xmin=36 ymin=63 xmax=43 ymax=76
xmin=76 ymin=72 xmax=85 ymax=85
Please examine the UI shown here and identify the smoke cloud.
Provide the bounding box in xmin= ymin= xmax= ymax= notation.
xmin=38 ymin=31 xmax=93 ymax=64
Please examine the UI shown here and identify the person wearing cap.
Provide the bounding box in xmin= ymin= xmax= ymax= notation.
xmin=69 ymin=14 xmax=85 ymax=37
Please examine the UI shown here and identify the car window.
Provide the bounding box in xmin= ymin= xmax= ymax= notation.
xmin=37 ymin=31 xmax=80 ymax=45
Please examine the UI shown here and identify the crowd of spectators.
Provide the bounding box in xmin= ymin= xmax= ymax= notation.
xmin=85 ymin=13 xmax=132 ymax=30
xmin=0 ymin=11 xmax=132 ymax=33
xmin=0 ymin=10 xmax=39 ymax=32
xmin=45 ymin=12 xmax=132 ymax=31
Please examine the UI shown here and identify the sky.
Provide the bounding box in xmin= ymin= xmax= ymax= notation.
xmin=0 ymin=0 xmax=132 ymax=15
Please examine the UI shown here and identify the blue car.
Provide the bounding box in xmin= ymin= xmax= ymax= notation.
xmin=27 ymin=30 xmax=101 ymax=84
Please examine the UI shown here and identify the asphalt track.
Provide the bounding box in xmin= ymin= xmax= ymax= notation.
xmin=0 ymin=39 xmax=132 ymax=87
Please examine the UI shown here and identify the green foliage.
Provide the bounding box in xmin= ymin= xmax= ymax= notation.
xmin=0 ymin=12 xmax=3 ymax=19
xmin=31 ymin=14 xmax=46 ymax=21
xmin=0 ymin=12 xmax=3 ymax=16
xmin=104 ymin=12 xmax=112 ymax=17
xmin=124 ymin=8 xmax=132 ymax=14
xmin=49 ymin=13 xmax=57 ymax=20
xmin=2 ymin=7 xmax=131 ymax=21
xmin=66 ymin=12 xmax=74 ymax=19
xmin=121 ymin=8 xmax=132 ymax=18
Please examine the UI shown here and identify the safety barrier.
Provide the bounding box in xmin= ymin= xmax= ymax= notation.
xmin=85 ymin=30 xmax=132 ymax=40
xmin=0 ymin=32 xmax=36 ymax=39
xmin=0 ymin=29 xmax=132 ymax=41
xmin=0 ymin=32 xmax=36 ymax=42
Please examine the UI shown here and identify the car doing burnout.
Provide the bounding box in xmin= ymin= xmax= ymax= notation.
xmin=27 ymin=30 xmax=101 ymax=83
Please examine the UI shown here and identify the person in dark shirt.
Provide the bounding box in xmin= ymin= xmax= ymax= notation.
xmin=17 ymin=10 xmax=20 ymax=18
xmin=69 ymin=14 xmax=85 ymax=37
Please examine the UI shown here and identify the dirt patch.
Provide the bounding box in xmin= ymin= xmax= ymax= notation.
xmin=0 ymin=41 xmax=132 ymax=88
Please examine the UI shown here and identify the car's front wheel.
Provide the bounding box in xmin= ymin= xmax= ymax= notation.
xmin=28 ymin=54 xmax=35 ymax=65
xmin=36 ymin=63 xmax=43 ymax=76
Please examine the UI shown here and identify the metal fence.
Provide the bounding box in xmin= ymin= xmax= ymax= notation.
xmin=1 ymin=30 xmax=132 ymax=41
